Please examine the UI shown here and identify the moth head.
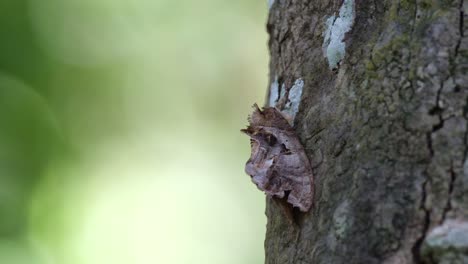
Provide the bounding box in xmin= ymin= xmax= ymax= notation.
xmin=246 ymin=104 xmax=292 ymax=130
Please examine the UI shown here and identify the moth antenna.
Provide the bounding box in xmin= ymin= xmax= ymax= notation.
xmin=252 ymin=103 xmax=261 ymax=111
xmin=252 ymin=103 xmax=264 ymax=116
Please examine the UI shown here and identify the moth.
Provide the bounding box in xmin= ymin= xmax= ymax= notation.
xmin=241 ymin=104 xmax=314 ymax=212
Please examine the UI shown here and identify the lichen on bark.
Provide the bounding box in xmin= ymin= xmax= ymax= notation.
xmin=264 ymin=0 xmax=468 ymax=263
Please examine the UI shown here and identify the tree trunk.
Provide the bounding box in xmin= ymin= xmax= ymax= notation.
xmin=264 ymin=0 xmax=467 ymax=263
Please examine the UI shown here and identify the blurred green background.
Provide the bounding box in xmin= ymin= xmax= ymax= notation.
xmin=0 ymin=0 xmax=268 ymax=263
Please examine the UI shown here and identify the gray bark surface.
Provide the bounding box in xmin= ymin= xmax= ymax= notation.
xmin=264 ymin=1 xmax=468 ymax=263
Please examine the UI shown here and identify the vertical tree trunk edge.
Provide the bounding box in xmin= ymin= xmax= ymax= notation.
xmin=264 ymin=1 xmax=468 ymax=263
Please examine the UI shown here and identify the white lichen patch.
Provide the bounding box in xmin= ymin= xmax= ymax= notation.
xmin=268 ymin=77 xmax=304 ymax=124
xmin=269 ymin=76 xmax=287 ymax=107
xmin=322 ymin=0 xmax=355 ymax=69
xmin=422 ymin=220 xmax=468 ymax=262
xmin=424 ymin=220 xmax=468 ymax=250
xmin=268 ymin=0 xmax=275 ymax=10
xmin=268 ymin=77 xmax=279 ymax=107
xmin=283 ymin=78 xmax=304 ymax=120
xmin=333 ymin=200 xmax=352 ymax=239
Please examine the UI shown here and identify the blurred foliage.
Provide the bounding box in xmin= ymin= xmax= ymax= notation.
xmin=0 ymin=0 xmax=269 ymax=263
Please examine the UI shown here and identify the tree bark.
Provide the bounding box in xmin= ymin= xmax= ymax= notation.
xmin=264 ymin=0 xmax=467 ymax=263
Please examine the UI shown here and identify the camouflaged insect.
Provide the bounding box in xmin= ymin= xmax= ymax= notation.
xmin=241 ymin=104 xmax=314 ymax=212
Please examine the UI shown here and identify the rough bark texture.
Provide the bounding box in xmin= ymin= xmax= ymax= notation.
xmin=264 ymin=0 xmax=468 ymax=263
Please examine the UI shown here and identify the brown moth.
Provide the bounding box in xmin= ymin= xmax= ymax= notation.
xmin=241 ymin=104 xmax=314 ymax=212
